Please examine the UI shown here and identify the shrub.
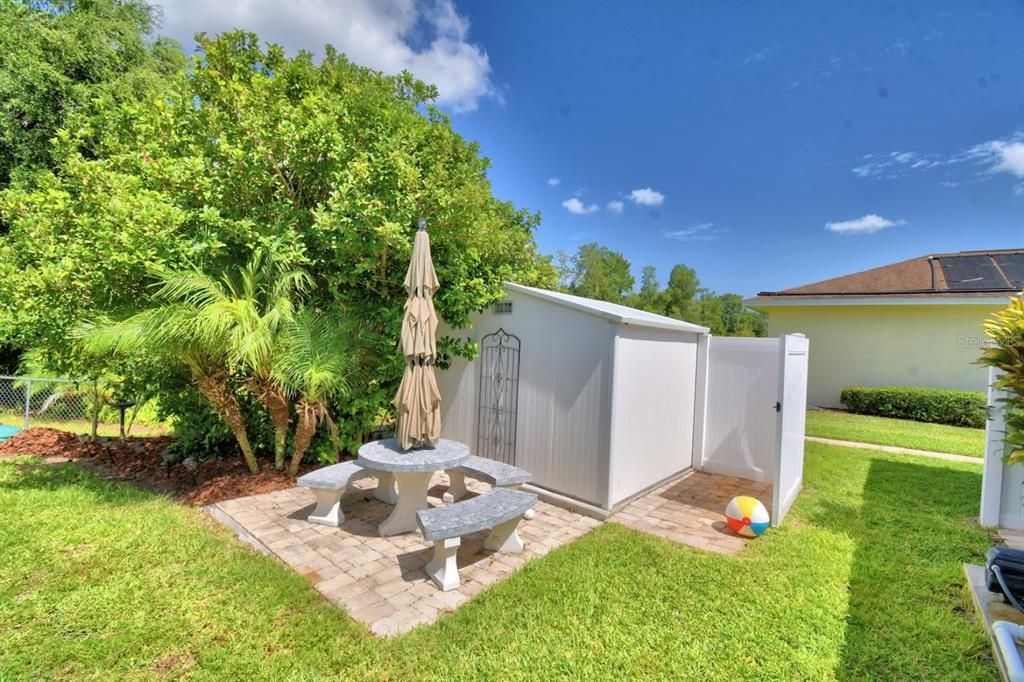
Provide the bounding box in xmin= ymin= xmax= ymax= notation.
xmin=839 ymin=386 xmax=987 ymax=428
xmin=979 ymin=296 xmax=1024 ymax=463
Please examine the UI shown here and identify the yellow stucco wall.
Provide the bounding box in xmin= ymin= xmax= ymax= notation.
xmin=759 ymin=303 xmax=999 ymax=407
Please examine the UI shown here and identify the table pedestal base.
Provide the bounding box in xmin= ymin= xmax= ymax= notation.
xmin=379 ymin=471 xmax=432 ymax=536
xmin=374 ymin=472 xmax=399 ymax=504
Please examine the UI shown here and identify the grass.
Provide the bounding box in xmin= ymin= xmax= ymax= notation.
xmin=0 ymin=443 xmax=994 ymax=680
xmin=0 ymin=414 xmax=170 ymax=438
xmin=806 ymin=409 xmax=986 ymax=458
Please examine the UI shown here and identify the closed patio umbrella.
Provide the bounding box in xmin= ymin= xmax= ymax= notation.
xmin=394 ymin=218 xmax=441 ymax=450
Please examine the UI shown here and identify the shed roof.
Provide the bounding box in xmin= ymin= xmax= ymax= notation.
xmin=504 ymin=283 xmax=709 ymax=334
xmin=747 ymin=248 xmax=1023 ymax=306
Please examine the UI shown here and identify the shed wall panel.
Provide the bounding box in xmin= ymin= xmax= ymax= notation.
xmin=437 ymin=290 xmax=613 ymax=506
xmin=608 ymin=327 xmax=699 ymax=506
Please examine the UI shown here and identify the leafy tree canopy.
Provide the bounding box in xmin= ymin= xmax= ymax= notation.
xmin=0 ymin=29 xmax=555 ymax=446
xmin=0 ymin=0 xmax=185 ymax=192
xmin=561 ymin=242 xmax=766 ymax=336
xmin=560 ymin=242 xmax=635 ymax=304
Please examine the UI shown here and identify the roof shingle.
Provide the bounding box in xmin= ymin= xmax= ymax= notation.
xmin=750 ymin=248 xmax=1023 ymax=302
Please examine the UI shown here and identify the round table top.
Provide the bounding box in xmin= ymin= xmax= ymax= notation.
xmin=356 ymin=438 xmax=469 ymax=473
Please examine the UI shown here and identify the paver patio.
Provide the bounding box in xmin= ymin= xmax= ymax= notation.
xmin=209 ymin=468 xmax=768 ymax=636
xmin=613 ymin=470 xmax=772 ymax=555
xmin=210 ymin=474 xmax=601 ymax=636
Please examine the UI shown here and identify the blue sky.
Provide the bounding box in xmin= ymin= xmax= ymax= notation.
xmin=159 ymin=0 xmax=1024 ymax=296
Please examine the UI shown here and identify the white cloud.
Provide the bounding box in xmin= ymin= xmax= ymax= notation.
xmin=825 ymin=214 xmax=906 ymax=235
xmin=606 ymin=200 xmax=624 ymax=215
xmin=628 ymin=187 xmax=665 ymax=207
xmin=741 ymin=46 xmax=774 ymax=67
xmin=853 ymin=132 xmax=1024 ymax=193
xmin=968 ymin=138 xmax=1024 ymax=178
xmin=562 ymin=197 xmax=599 ymax=215
xmin=663 ymin=222 xmax=721 ymax=241
xmin=158 ymin=0 xmax=497 ymax=112
xmin=547 ymin=177 xmax=561 ymax=187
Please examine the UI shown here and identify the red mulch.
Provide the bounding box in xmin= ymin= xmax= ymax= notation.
xmin=0 ymin=427 xmax=100 ymax=460
xmin=0 ymin=427 xmax=309 ymax=506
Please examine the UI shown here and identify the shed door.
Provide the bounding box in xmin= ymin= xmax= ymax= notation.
xmin=476 ymin=329 xmax=520 ymax=465
xmin=772 ymin=334 xmax=809 ymax=527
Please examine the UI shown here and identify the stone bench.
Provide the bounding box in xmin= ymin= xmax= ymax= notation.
xmin=416 ymin=487 xmax=537 ymax=591
xmin=297 ymin=461 xmax=394 ymax=526
xmin=442 ymin=456 xmax=535 ymax=519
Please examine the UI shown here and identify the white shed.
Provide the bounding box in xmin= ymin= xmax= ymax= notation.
xmin=438 ymin=283 xmax=708 ymax=511
xmin=438 ymin=283 xmax=811 ymax=521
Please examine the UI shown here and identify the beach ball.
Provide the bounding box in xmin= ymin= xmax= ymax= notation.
xmin=725 ymin=496 xmax=770 ymax=538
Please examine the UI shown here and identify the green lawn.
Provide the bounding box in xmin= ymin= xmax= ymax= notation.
xmin=0 ymin=414 xmax=170 ymax=438
xmin=0 ymin=443 xmax=994 ymax=679
xmin=806 ymin=409 xmax=986 ymax=458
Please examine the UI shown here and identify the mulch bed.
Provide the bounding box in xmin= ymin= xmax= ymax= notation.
xmin=0 ymin=427 xmax=309 ymax=506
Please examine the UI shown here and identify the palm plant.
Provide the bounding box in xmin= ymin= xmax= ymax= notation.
xmin=274 ymin=309 xmax=370 ymax=476
xmin=78 ymin=252 xmax=309 ymax=474
xmin=142 ymin=251 xmax=311 ymax=471
xmin=208 ymin=251 xmax=312 ymax=470
xmin=79 ymin=292 xmax=262 ymax=474
xmin=979 ymin=296 xmax=1024 ymax=463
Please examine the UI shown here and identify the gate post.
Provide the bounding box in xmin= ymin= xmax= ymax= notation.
xmin=90 ymin=379 xmax=100 ymax=443
xmin=22 ymin=378 xmax=31 ymax=429
xmin=981 ymin=367 xmax=1006 ymax=527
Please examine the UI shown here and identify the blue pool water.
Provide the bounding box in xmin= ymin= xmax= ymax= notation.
xmin=0 ymin=424 xmax=21 ymax=442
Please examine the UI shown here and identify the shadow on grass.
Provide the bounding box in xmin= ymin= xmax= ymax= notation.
xmin=0 ymin=460 xmax=155 ymax=507
xmin=816 ymin=458 xmax=993 ymax=678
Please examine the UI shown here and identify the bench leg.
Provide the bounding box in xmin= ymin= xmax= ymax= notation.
xmin=374 ymin=472 xmax=399 ymax=505
xmin=307 ymin=488 xmax=345 ymax=527
xmin=506 ymin=484 xmax=536 ymax=520
xmin=484 ymin=515 xmax=525 ymax=554
xmin=425 ymin=537 xmax=461 ymax=591
xmin=442 ymin=469 xmax=468 ymax=504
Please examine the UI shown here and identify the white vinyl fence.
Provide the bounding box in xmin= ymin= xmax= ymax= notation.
xmin=699 ymin=337 xmax=779 ymax=482
xmin=697 ymin=334 xmax=809 ymax=526
xmin=981 ymin=368 xmax=1018 ymax=528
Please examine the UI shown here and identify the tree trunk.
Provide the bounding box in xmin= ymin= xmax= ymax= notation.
xmin=194 ymin=372 xmax=260 ymax=474
xmin=254 ymin=380 xmax=291 ymax=471
xmin=289 ymin=402 xmax=317 ymax=476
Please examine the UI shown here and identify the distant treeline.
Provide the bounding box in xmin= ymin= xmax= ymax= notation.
xmin=555 ymin=243 xmax=767 ymax=337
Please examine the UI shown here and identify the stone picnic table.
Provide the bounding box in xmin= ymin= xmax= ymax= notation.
xmin=356 ymin=438 xmax=469 ymax=536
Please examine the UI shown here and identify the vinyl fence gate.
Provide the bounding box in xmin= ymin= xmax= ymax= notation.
xmin=695 ymin=334 xmax=810 ymax=527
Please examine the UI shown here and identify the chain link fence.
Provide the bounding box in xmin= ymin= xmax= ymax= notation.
xmin=0 ymin=375 xmax=100 ymax=436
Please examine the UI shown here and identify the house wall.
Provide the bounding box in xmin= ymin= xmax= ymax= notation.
xmin=759 ymin=303 xmax=998 ymax=407
xmin=436 ymin=289 xmax=615 ymax=507
xmin=606 ymin=326 xmax=700 ymax=507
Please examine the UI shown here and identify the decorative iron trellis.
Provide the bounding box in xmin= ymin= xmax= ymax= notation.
xmin=476 ymin=328 xmax=520 ymax=465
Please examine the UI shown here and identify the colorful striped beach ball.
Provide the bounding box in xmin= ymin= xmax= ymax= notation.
xmin=725 ymin=496 xmax=770 ymax=538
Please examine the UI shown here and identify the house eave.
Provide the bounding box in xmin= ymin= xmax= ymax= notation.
xmin=745 ymin=295 xmax=1013 ymax=308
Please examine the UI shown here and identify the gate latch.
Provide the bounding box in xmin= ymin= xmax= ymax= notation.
xmin=774 ymin=401 xmax=781 ymax=412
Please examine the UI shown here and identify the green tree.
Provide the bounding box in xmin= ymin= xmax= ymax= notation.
xmin=144 ymin=250 xmax=312 ymax=470
xmin=566 ymin=243 xmax=635 ymax=303
xmin=0 ymin=0 xmax=184 ymax=193
xmin=664 ymin=264 xmax=700 ymax=321
xmin=629 ymin=265 xmax=664 ymax=313
xmin=720 ymin=293 xmax=767 ymax=337
xmin=2 ymin=30 xmax=555 ymax=452
xmin=79 ymin=266 xmax=264 ymax=473
xmin=274 ymin=310 xmax=370 ymax=475
xmin=693 ymin=288 xmax=725 ymax=333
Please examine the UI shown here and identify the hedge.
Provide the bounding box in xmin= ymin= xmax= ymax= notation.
xmin=839 ymin=386 xmax=987 ymax=428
